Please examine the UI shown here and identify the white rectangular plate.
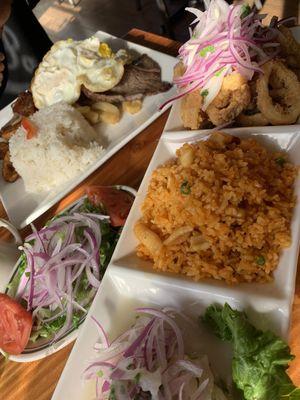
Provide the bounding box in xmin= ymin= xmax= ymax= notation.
xmin=52 ymin=125 xmax=300 ymax=400
xmin=0 ymin=31 xmax=177 ymax=229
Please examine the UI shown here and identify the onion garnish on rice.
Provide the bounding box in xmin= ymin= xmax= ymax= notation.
xmin=84 ymin=308 xmax=227 ymax=399
xmin=162 ymin=0 xmax=280 ymax=110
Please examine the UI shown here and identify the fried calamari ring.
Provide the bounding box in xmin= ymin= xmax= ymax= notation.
xmin=277 ymin=25 xmax=300 ymax=69
xmin=206 ymin=73 xmax=251 ymax=126
xmin=256 ymin=60 xmax=300 ymax=125
xmin=180 ymin=90 xmax=208 ymax=130
xmin=236 ymin=111 xmax=269 ymax=126
xmin=236 ymin=79 xmax=270 ymax=127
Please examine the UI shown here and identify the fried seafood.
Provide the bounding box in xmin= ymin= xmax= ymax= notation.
xmin=206 ymin=73 xmax=251 ymax=126
xmin=2 ymin=151 xmax=19 ymax=183
xmin=256 ymin=60 xmax=300 ymax=125
xmin=278 ymin=25 xmax=300 ymax=69
xmin=180 ymin=90 xmax=207 ymax=130
xmin=236 ymin=111 xmax=269 ymax=127
xmin=236 ymin=80 xmax=270 ymax=126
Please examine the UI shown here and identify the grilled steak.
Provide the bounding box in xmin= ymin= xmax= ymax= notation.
xmin=82 ymin=54 xmax=172 ymax=104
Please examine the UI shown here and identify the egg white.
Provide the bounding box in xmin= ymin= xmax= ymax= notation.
xmin=31 ymin=37 xmax=125 ymax=109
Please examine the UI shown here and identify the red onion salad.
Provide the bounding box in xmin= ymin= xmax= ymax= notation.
xmin=163 ymin=0 xmax=280 ymax=110
xmin=84 ymin=308 xmax=227 ymax=399
xmin=7 ymin=197 xmax=124 ymax=343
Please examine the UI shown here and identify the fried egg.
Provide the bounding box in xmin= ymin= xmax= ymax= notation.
xmin=31 ymin=37 xmax=125 ymax=109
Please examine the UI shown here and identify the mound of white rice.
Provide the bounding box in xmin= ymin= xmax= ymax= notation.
xmin=9 ymin=102 xmax=104 ymax=194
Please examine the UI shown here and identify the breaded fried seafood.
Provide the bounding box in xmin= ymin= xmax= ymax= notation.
xmin=206 ymin=73 xmax=251 ymax=126
xmin=168 ymin=1 xmax=300 ymax=129
xmin=256 ymin=60 xmax=300 ymax=125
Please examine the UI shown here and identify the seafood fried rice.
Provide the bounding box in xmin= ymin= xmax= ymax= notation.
xmin=134 ymin=132 xmax=298 ymax=284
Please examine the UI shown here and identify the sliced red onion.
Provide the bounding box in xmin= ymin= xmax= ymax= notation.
xmin=14 ymin=202 xmax=111 ymax=342
xmin=84 ymin=308 xmax=221 ymax=399
xmin=165 ymin=1 xmax=280 ymax=110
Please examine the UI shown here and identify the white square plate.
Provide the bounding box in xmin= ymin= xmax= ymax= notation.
xmin=0 ymin=31 xmax=177 ymax=229
xmin=52 ymin=125 xmax=300 ymax=400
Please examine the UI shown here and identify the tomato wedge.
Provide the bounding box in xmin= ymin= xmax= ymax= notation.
xmin=21 ymin=117 xmax=38 ymax=140
xmin=86 ymin=186 xmax=134 ymax=227
xmin=0 ymin=293 xmax=33 ymax=355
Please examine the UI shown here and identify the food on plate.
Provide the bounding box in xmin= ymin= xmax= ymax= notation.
xmin=168 ymin=1 xmax=300 ymax=128
xmin=122 ymin=99 xmax=143 ymax=115
xmin=81 ymin=54 xmax=172 ymax=104
xmin=86 ymin=186 xmax=135 ymax=227
xmin=0 ymin=142 xmax=8 ymax=159
xmin=28 ymin=37 xmax=171 ymax=126
xmin=8 ymin=102 xmax=104 ymax=192
xmin=3 ymin=187 xmax=134 ymax=353
xmin=134 ymin=132 xmax=297 ymax=284
xmin=31 ymin=37 xmax=125 ymax=109
xmin=0 ymin=293 xmax=33 ymax=355
xmin=206 ymin=73 xmax=251 ymax=126
xmin=2 ymin=151 xmax=19 ymax=183
xmin=203 ymin=303 xmax=300 ymax=399
xmin=12 ymin=91 xmax=37 ymax=117
xmin=256 ymin=60 xmax=300 ymax=125
xmin=277 ymin=24 xmax=300 ymax=69
xmin=84 ymin=307 xmax=227 ymax=399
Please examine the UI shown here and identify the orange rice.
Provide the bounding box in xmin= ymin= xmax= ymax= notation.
xmin=134 ymin=132 xmax=298 ymax=284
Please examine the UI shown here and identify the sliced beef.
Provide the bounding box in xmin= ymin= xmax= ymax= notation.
xmin=12 ymin=91 xmax=36 ymax=117
xmin=82 ymin=54 xmax=172 ymax=104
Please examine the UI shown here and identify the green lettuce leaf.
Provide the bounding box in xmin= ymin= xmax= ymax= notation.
xmin=203 ymin=304 xmax=300 ymax=400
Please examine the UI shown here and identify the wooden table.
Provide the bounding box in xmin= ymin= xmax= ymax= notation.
xmin=1 ymin=10 xmax=300 ymax=399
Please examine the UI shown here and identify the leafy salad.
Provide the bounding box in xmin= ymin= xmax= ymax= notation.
xmin=203 ymin=303 xmax=300 ymax=400
xmin=2 ymin=186 xmax=134 ymax=354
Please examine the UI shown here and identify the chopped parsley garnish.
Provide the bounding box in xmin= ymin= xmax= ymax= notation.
xmin=275 ymin=157 xmax=286 ymax=167
xmin=200 ymin=89 xmax=209 ymax=98
xmin=215 ymin=67 xmax=225 ymax=77
xmin=180 ymin=180 xmax=191 ymax=195
xmin=134 ymin=372 xmax=141 ymax=384
xmin=109 ymin=386 xmax=116 ymax=400
xmin=199 ymin=45 xmax=215 ymax=57
xmin=97 ymin=370 xmax=104 ymax=377
xmin=256 ymin=255 xmax=265 ymax=266
xmin=241 ymin=4 xmax=251 ymax=19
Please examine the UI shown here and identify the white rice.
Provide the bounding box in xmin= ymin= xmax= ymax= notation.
xmin=9 ymin=102 xmax=104 ymax=194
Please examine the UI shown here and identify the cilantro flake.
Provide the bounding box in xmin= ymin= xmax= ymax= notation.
xmin=180 ymin=180 xmax=191 ymax=195
xmin=199 ymin=45 xmax=215 ymax=57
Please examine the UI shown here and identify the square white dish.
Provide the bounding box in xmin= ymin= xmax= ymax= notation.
xmin=110 ymin=125 xmax=300 ymax=338
xmin=51 ymin=264 xmax=286 ymax=400
xmin=0 ymin=30 xmax=177 ymax=229
xmin=163 ymin=26 xmax=300 ymax=133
